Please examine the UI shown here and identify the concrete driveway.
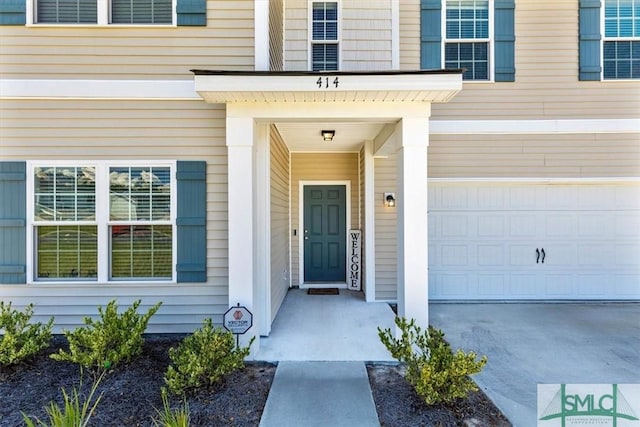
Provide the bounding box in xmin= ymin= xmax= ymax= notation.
xmin=430 ymin=303 xmax=640 ymax=427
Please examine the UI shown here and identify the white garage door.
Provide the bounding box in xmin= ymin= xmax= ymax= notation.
xmin=428 ymin=181 xmax=640 ymax=300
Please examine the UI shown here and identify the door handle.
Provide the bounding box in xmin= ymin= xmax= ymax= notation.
xmin=536 ymin=248 xmax=540 ymax=264
xmin=541 ymin=248 xmax=546 ymax=264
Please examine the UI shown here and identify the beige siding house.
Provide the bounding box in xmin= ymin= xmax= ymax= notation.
xmin=1 ymin=0 xmax=638 ymax=351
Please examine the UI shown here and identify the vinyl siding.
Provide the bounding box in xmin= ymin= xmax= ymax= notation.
xmin=268 ymin=0 xmax=284 ymax=71
xmin=270 ymin=125 xmax=290 ymax=322
xmin=290 ymin=152 xmax=359 ymax=286
xmin=0 ymin=0 xmax=255 ymax=79
xmin=283 ymin=0 xmax=307 ymax=71
xmin=430 ymin=0 xmax=640 ymax=120
xmin=341 ymin=0 xmax=392 ymax=71
xmin=0 ymin=98 xmax=229 ymax=333
xmin=374 ymin=154 xmax=397 ymax=301
xmin=399 ymin=0 xmax=420 ymax=70
xmin=428 ymin=133 xmax=640 ymax=178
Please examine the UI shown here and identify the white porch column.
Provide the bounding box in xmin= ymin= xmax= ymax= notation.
xmin=363 ymin=140 xmax=376 ymax=302
xmin=226 ymin=115 xmax=258 ymax=352
xmin=396 ymin=116 xmax=430 ymax=330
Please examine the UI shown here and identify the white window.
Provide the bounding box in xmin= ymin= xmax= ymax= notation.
xmin=32 ymin=0 xmax=173 ymax=24
xmin=311 ymin=1 xmax=339 ymax=71
xmin=444 ymin=0 xmax=491 ymax=80
xmin=29 ymin=162 xmax=176 ymax=282
xmin=603 ymin=0 xmax=640 ymax=79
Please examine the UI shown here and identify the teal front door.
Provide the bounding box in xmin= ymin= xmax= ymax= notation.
xmin=303 ymin=185 xmax=347 ymax=282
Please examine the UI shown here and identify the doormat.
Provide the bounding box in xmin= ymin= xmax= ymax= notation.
xmin=307 ymin=288 xmax=339 ymax=295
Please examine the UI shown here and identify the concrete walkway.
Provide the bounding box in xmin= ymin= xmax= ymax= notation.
xmin=256 ymin=288 xmax=395 ymax=362
xmin=259 ymin=361 xmax=380 ymax=427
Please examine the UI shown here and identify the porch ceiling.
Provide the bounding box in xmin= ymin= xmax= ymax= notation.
xmin=191 ymin=70 xmax=463 ymax=153
xmin=191 ymin=70 xmax=463 ymax=104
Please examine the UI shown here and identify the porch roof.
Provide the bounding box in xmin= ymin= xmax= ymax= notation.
xmin=191 ymin=70 xmax=463 ymax=104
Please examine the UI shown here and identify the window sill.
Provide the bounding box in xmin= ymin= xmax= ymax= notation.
xmin=26 ymin=23 xmax=178 ymax=28
xmin=28 ymin=280 xmax=178 ymax=286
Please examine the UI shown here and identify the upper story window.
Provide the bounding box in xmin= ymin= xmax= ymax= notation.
xmin=603 ymin=0 xmax=640 ymax=79
xmin=30 ymin=162 xmax=175 ymax=282
xmin=444 ymin=0 xmax=490 ymax=80
xmin=311 ymin=1 xmax=339 ymax=71
xmin=34 ymin=0 xmax=173 ymax=24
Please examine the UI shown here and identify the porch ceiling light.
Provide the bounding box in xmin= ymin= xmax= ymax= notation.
xmin=384 ymin=192 xmax=396 ymax=208
xmin=321 ymin=130 xmax=335 ymax=142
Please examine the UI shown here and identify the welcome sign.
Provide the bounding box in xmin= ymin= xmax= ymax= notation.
xmin=348 ymin=230 xmax=361 ymax=291
xmin=538 ymin=384 xmax=640 ymax=427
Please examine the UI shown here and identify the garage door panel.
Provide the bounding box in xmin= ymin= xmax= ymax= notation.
xmin=615 ymin=214 xmax=640 ymax=238
xmin=478 ymin=187 xmax=506 ymax=209
xmin=509 ymin=274 xmax=538 ymax=297
xmin=431 ymin=273 xmax=471 ymax=298
xmin=441 ymin=245 xmax=469 ymax=266
xmin=509 ymin=186 xmax=539 ymax=209
xmin=544 ymin=274 xmax=575 ymax=297
xmin=545 ymin=215 xmax=576 ymax=237
xmin=442 ymin=215 xmax=469 ymax=238
xmin=429 ymin=181 xmax=640 ymax=301
xmin=615 ymin=186 xmax=640 ymax=209
xmin=509 ymin=245 xmax=539 ymax=266
xmin=478 ymin=244 xmax=503 ymax=266
xmin=615 ymin=243 xmax=640 ymax=265
xmin=577 ymin=243 xmax=609 ymax=267
xmin=510 ymin=215 xmax=538 ymax=238
xmin=478 ymin=274 xmax=505 ymax=297
xmin=478 ymin=215 xmax=505 ymax=237
xmin=578 ymin=215 xmax=609 ymax=238
xmin=543 ymin=244 xmax=577 ymax=266
xmin=545 ymin=186 xmax=578 ymax=209
xmin=576 ymin=274 xmax=609 ymax=297
xmin=614 ymin=275 xmax=640 ymax=296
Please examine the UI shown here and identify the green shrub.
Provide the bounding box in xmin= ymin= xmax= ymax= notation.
xmin=164 ymin=318 xmax=254 ymax=395
xmin=378 ymin=316 xmax=487 ymax=405
xmin=0 ymin=301 xmax=53 ymax=366
xmin=51 ymin=299 xmax=161 ymax=374
xmin=22 ymin=374 xmax=103 ymax=427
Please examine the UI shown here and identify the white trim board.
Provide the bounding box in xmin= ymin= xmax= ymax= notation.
xmin=2 ymin=79 xmax=638 ymax=134
xmin=430 ymin=119 xmax=640 ymax=134
xmin=0 ymin=79 xmax=199 ymax=100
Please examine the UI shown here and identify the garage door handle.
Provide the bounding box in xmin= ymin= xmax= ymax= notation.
xmin=536 ymin=248 xmax=540 ymax=264
xmin=541 ymin=248 xmax=546 ymax=264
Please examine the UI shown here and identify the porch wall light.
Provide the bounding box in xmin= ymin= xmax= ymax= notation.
xmin=384 ymin=192 xmax=396 ymax=207
xmin=321 ymin=130 xmax=335 ymax=142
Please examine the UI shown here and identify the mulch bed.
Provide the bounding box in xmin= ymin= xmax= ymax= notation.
xmin=367 ymin=364 xmax=512 ymax=427
xmin=1 ymin=335 xmax=511 ymax=426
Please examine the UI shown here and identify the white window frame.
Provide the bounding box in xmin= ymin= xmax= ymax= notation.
xmin=26 ymin=160 xmax=177 ymax=284
xmin=26 ymin=0 xmax=177 ymax=26
xmin=308 ymin=0 xmax=341 ymax=71
xmin=442 ymin=0 xmax=495 ymax=82
xmin=601 ymin=0 xmax=640 ymax=80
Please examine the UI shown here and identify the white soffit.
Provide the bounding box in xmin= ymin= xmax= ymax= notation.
xmin=191 ymin=70 xmax=463 ymax=104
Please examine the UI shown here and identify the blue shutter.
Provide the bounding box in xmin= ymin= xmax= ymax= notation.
xmin=177 ymin=0 xmax=206 ymax=26
xmin=0 ymin=162 xmax=26 ymax=284
xmin=494 ymin=0 xmax=515 ymax=82
xmin=0 ymin=0 xmax=26 ymax=25
xmin=420 ymin=0 xmax=442 ymax=69
xmin=176 ymin=161 xmax=207 ymax=282
xmin=579 ymin=0 xmax=602 ymax=81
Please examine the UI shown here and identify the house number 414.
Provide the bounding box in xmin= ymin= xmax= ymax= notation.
xmin=316 ymin=76 xmax=339 ymax=89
